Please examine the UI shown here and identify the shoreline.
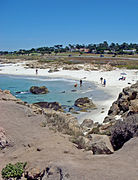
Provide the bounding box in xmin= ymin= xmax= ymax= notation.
xmin=0 ymin=62 xmax=138 ymax=123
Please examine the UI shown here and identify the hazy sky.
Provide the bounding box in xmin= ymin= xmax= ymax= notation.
xmin=0 ymin=0 xmax=138 ymax=51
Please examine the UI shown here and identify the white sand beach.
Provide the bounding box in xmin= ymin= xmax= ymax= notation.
xmin=0 ymin=62 xmax=138 ymax=123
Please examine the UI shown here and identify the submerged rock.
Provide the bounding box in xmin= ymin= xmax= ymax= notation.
xmin=33 ymin=101 xmax=63 ymax=111
xmin=30 ymin=86 xmax=49 ymax=94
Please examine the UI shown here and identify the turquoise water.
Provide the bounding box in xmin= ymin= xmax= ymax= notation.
xmin=0 ymin=75 xmax=110 ymax=109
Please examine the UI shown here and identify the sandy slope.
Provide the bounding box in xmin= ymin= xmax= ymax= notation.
xmin=0 ymin=94 xmax=138 ymax=180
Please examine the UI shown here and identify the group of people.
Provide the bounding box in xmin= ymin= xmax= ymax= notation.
xmin=100 ymin=77 xmax=106 ymax=87
xmin=119 ymin=76 xmax=126 ymax=81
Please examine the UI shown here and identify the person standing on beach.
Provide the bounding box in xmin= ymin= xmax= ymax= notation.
xmin=103 ymin=79 xmax=106 ymax=87
xmin=36 ymin=69 xmax=38 ymax=75
xmin=100 ymin=77 xmax=103 ymax=84
xmin=80 ymin=79 xmax=82 ymax=87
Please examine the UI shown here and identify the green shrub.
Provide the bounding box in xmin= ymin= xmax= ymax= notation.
xmin=2 ymin=162 xmax=27 ymax=179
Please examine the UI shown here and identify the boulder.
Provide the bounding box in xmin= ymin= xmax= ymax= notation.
xmin=81 ymin=119 xmax=94 ymax=128
xmin=71 ymin=134 xmax=114 ymax=154
xmin=33 ymin=102 xmax=63 ymax=111
xmin=74 ymin=97 xmax=96 ymax=110
xmin=30 ymin=86 xmax=49 ymax=94
xmin=110 ymin=114 xmax=138 ymax=151
xmin=80 ymin=119 xmax=94 ymax=133
xmin=87 ymin=134 xmax=114 ymax=154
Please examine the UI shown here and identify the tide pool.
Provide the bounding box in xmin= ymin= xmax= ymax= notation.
xmin=0 ymin=75 xmax=110 ymax=109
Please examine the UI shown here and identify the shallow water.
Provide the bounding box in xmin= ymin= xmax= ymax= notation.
xmin=0 ymin=75 xmax=111 ymax=109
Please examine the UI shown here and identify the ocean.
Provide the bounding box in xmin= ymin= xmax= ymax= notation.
xmin=0 ymin=74 xmax=110 ymax=111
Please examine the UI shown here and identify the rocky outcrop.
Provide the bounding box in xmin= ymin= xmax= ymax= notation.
xmin=74 ymin=97 xmax=96 ymax=110
xmin=0 ymin=89 xmax=17 ymax=101
xmin=33 ymin=102 xmax=64 ymax=112
xmin=0 ymin=127 xmax=9 ymax=149
xmin=30 ymin=86 xmax=49 ymax=94
xmin=105 ymin=82 xmax=138 ymax=122
xmin=110 ymin=114 xmax=138 ymax=151
xmin=40 ymin=109 xmax=83 ymax=137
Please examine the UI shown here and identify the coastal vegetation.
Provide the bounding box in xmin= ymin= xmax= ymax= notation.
xmin=1 ymin=41 xmax=138 ymax=56
xmin=2 ymin=162 xmax=27 ymax=179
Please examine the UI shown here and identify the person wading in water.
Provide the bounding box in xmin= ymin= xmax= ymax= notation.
xmin=80 ymin=79 xmax=82 ymax=87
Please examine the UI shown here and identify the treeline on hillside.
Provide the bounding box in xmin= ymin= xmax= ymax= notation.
xmin=1 ymin=41 xmax=138 ymax=56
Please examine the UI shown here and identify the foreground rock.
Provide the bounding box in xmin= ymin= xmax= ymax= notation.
xmin=110 ymin=114 xmax=138 ymax=150
xmin=71 ymin=134 xmax=114 ymax=154
xmin=24 ymin=165 xmax=69 ymax=180
xmin=30 ymin=86 xmax=49 ymax=94
xmin=74 ymin=97 xmax=96 ymax=110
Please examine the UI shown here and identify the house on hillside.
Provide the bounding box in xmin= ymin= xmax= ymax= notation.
xmin=123 ymin=49 xmax=136 ymax=53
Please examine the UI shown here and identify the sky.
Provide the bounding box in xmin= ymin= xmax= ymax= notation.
xmin=0 ymin=0 xmax=138 ymax=51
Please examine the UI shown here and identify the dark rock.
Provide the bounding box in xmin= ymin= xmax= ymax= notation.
xmin=103 ymin=116 xmax=116 ymax=123
xmin=110 ymin=114 xmax=138 ymax=151
xmin=71 ymin=89 xmax=77 ymax=92
xmin=128 ymin=91 xmax=137 ymax=101
xmin=118 ymin=98 xmax=130 ymax=112
xmin=69 ymin=107 xmax=75 ymax=112
xmin=30 ymin=86 xmax=49 ymax=94
xmin=61 ymin=91 xmax=65 ymax=93
xmin=16 ymin=91 xmax=21 ymax=94
xmin=74 ymin=97 xmax=96 ymax=110
xmin=108 ymin=102 xmax=119 ymax=115
xmin=34 ymin=102 xmax=63 ymax=111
